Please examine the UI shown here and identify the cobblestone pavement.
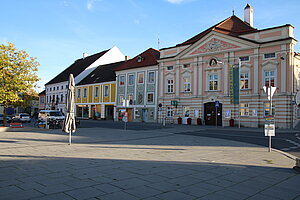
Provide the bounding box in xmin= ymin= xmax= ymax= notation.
xmin=0 ymin=126 xmax=299 ymax=200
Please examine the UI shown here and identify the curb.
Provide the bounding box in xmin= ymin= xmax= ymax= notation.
xmin=272 ymin=148 xmax=298 ymax=161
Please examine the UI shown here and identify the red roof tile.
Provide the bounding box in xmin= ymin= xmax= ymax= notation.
xmin=115 ymin=48 xmax=160 ymax=71
xmin=177 ymin=15 xmax=257 ymax=47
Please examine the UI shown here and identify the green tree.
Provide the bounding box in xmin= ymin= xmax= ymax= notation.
xmin=0 ymin=42 xmax=40 ymax=125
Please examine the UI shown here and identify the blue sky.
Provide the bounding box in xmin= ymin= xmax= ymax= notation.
xmin=1 ymin=0 xmax=300 ymax=92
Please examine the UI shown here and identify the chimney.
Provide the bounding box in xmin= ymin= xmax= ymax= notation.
xmin=125 ymin=56 xmax=130 ymax=61
xmin=83 ymin=52 xmax=89 ymax=58
xmin=244 ymin=3 xmax=253 ymax=27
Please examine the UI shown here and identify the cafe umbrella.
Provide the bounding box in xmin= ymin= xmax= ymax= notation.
xmin=62 ymin=74 xmax=76 ymax=145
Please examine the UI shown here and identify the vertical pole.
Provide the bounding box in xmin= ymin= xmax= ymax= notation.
xmin=216 ymin=106 xmax=218 ymax=128
xmin=69 ymin=131 xmax=71 ymax=145
xmin=269 ymin=86 xmax=272 ymax=152
xmin=238 ymin=59 xmax=241 ymax=128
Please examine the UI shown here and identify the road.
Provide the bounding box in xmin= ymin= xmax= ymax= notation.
xmin=79 ymin=120 xmax=300 ymax=158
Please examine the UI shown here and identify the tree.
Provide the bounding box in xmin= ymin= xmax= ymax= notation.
xmin=0 ymin=42 xmax=40 ymax=125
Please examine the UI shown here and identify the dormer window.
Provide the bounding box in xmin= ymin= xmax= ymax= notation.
xmin=137 ymin=56 xmax=143 ymax=62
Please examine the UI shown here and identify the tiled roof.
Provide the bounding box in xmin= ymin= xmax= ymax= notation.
xmin=77 ymin=61 xmax=125 ymax=86
xmin=176 ymin=15 xmax=257 ymax=47
xmin=46 ymin=50 xmax=108 ymax=85
xmin=115 ymin=48 xmax=160 ymax=71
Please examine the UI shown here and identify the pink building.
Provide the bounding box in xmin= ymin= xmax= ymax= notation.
xmin=158 ymin=4 xmax=300 ymax=128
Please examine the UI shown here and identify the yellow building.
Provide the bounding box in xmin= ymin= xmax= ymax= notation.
xmin=75 ymin=61 xmax=124 ymax=120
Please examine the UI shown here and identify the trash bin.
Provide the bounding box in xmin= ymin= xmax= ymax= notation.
xmin=187 ymin=118 xmax=192 ymax=125
xmin=177 ymin=117 xmax=182 ymax=124
xmin=229 ymin=118 xmax=234 ymax=127
xmin=197 ymin=118 xmax=202 ymax=125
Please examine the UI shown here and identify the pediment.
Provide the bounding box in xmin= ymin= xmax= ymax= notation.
xmin=190 ymin=38 xmax=241 ymax=55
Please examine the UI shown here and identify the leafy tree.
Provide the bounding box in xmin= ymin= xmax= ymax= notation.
xmin=0 ymin=42 xmax=40 ymax=125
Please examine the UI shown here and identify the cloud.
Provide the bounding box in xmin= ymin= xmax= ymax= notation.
xmin=166 ymin=0 xmax=187 ymax=4
xmin=87 ymin=0 xmax=94 ymax=10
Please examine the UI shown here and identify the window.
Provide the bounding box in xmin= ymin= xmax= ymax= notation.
xmin=95 ymin=87 xmax=99 ymax=97
xmin=61 ymin=94 xmax=64 ymax=103
xmin=119 ymin=75 xmax=125 ymax=86
xmin=83 ymin=88 xmax=87 ymax=98
xmin=57 ymin=86 xmax=59 ymax=90
xmin=148 ymin=72 xmax=155 ymax=84
xmin=167 ymin=107 xmax=173 ymax=117
xmin=40 ymin=96 xmax=45 ymax=104
xmin=53 ymin=87 xmax=55 ymax=91
xmin=147 ymin=93 xmax=154 ymax=103
xmin=183 ymin=106 xmax=190 ymax=117
xmin=52 ymin=95 xmax=55 ymax=102
xmin=264 ymin=53 xmax=276 ymax=59
xmin=167 ymin=79 xmax=174 ymax=93
xmin=183 ymin=77 xmax=191 ymax=92
xmin=104 ymin=86 xmax=109 ymax=97
xmin=240 ymin=73 xmax=249 ymax=89
xmin=167 ymin=66 xmax=173 ymax=70
xmin=77 ymin=88 xmax=81 ymax=98
xmin=264 ymin=71 xmax=275 ymax=87
xmin=128 ymin=94 xmax=133 ymax=105
xmin=49 ymin=96 xmax=51 ymax=103
xmin=264 ymin=103 xmax=275 ymax=117
xmin=119 ymin=95 xmax=124 ymax=104
xmin=50 ymin=88 xmax=52 ymax=92
xmin=61 ymin=86 xmax=63 ymax=90
xmin=183 ymin=64 xmax=190 ymax=69
xmin=128 ymin=74 xmax=134 ymax=85
xmin=138 ymin=73 xmax=144 ymax=84
xmin=239 ymin=56 xmax=249 ymax=62
xmin=46 ymin=96 xmax=48 ymax=103
xmin=209 ymin=74 xmax=218 ymax=91
xmin=240 ymin=103 xmax=250 ymax=116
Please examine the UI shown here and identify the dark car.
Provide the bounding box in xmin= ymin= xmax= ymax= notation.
xmin=0 ymin=114 xmax=12 ymax=123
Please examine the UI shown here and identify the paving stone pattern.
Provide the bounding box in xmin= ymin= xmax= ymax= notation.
xmin=0 ymin=126 xmax=299 ymax=200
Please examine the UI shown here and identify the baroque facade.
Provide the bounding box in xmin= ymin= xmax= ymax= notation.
xmin=158 ymin=5 xmax=300 ymax=128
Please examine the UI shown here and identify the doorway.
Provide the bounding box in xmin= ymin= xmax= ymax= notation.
xmin=141 ymin=109 xmax=148 ymax=122
xmin=105 ymin=105 xmax=114 ymax=120
xmin=204 ymin=102 xmax=222 ymax=126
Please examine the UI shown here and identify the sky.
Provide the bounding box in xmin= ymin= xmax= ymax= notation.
xmin=1 ymin=0 xmax=300 ymax=92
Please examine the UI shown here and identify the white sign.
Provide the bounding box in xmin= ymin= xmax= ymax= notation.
xmin=265 ymin=124 xmax=275 ymax=136
xmin=225 ymin=110 xmax=231 ymax=118
xmin=252 ymin=109 xmax=257 ymax=117
xmin=263 ymin=86 xmax=277 ymax=100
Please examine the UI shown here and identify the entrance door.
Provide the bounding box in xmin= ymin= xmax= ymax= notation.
xmin=141 ymin=109 xmax=148 ymax=122
xmin=126 ymin=108 xmax=133 ymax=122
xmin=105 ymin=105 xmax=114 ymax=120
xmin=204 ymin=102 xmax=222 ymax=126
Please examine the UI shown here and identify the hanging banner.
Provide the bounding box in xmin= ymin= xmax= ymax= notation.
xmin=230 ymin=64 xmax=239 ymax=104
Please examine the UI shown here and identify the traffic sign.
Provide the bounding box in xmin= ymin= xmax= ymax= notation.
xmin=265 ymin=124 xmax=275 ymax=136
xmin=215 ymin=101 xmax=220 ymax=108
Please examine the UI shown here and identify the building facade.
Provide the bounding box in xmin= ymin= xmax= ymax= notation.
xmin=45 ymin=46 xmax=125 ymax=114
xmin=75 ymin=61 xmax=124 ymax=120
xmin=115 ymin=48 xmax=160 ymax=122
xmin=158 ymin=4 xmax=300 ymax=128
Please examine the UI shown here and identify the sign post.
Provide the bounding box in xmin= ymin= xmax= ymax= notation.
xmin=123 ymin=111 xmax=128 ymax=130
xmin=215 ymin=101 xmax=219 ymax=128
xmin=263 ymin=86 xmax=276 ymax=152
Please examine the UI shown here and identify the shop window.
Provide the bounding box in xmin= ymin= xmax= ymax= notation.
xmin=183 ymin=106 xmax=190 ymax=117
xmin=240 ymin=103 xmax=250 ymax=116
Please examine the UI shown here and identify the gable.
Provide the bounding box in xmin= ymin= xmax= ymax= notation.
xmin=177 ymin=32 xmax=258 ymax=58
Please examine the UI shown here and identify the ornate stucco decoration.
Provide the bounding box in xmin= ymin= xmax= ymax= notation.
xmin=191 ymin=38 xmax=240 ymax=54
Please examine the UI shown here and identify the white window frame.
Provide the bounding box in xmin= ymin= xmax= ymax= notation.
xmin=183 ymin=64 xmax=190 ymax=69
xmin=148 ymin=71 xmax=155 ymax=84
xmin=147 ymin=92 xmax=154 ymax=104
xmin=208 ymin=74 xmax=219 ymax=91
xmin=128 ymin=74 xmax=134 ymax=86
xmin=167 ymin=79 xmax=174 ymax=93
xmin=104 ymin=85 xmax=109 ymax=97
xmin=83 ymin=88 xmax=87 ymax=98
xmin=77 ymin=88 xmax=81 ymax=98
xmin=94 ymin=86 xmax=99 ymax=97
xmin=239 ymin=56 xmax=249 ymax=62
xmin=240 ymin=72 xmax=249 ymax=89
xmin=137 ymin=72 xmax=144 ymax=84
xmin=264 ymin=52 xmax=276 ymax=59
xmin=264 ymin=70 xmax=276 ymax=87
xmin=119 ymin=75 xmax=125 ymax=86
xmin=183 ymin=77 xmax=191 ymax=92
xmin=167 ymin=107 xmax=173 ymax=117
xmin=167 ymin=66 xmax=174 ymax=70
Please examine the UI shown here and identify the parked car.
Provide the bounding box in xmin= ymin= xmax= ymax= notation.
xmin=0 ymin=114 xmax=12 ymax=123
xmin=38 ymin=110 xmax=65 ymax=122
xmin=13 ymin=113 xmax=31 ymax=123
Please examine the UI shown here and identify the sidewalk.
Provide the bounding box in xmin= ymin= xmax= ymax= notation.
xmin=0 ymin=127 xmax=299 ymax=200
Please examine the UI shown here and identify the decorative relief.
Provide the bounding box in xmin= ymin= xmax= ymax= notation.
xmin=191 ymin=38 xmax=240 ymax=54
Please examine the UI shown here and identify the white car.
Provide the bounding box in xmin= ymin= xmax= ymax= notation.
xmin=13 ymin=113 xmax=31 ymax=123
xmin=38 ymin=110 xmax=65 ymax=122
